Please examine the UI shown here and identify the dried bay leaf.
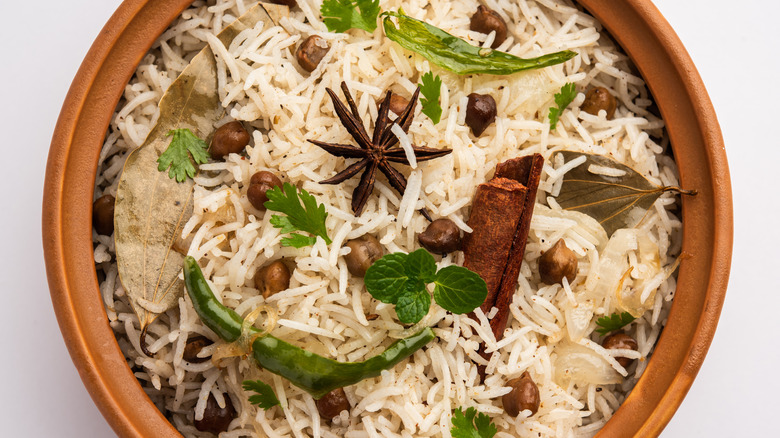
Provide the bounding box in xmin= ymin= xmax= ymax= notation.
xmin=553 ymin=151 xmax=695 ymax=236
xmin=114 ymin=3 xmax=284 ymax=355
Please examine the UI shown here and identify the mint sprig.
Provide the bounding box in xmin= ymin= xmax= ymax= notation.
xmin=364 ymin=249 xmax=487 ymax=323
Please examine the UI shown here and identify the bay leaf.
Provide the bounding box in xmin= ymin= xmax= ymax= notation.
xmin=114 ymin=3 xmax=285 ymax=354
xmin=553 ymin=151 xmax=694 ymax=236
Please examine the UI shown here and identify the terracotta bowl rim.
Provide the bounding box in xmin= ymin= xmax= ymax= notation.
xmin=42 ymin=1 xmax=732 ymax=437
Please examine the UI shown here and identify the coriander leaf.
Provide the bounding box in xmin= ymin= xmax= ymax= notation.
xmin=405 ymin=248 xmax=437 ymax=283
xmin=242 ymin=379 xmax=280 ymax=410
xmin=265 ymin=183 xmax=332 ymax=247
xmin=321 ymin=0 xmax=380 ymax=33
xmin=364 ymin=252 xmax=410 ymax=303
xmin=281 ymin=233 xmax=317 ymax=248
xmin=382 ymin=11 xmax=575 ymax=75
xmin=548 ymin=82 xmax=577 ymax=130
xmin=595 ymin=312 xmax=636 ymax=335
xmin=156 ymin=128 xmax=210 ymax=182
xmin=419 ymin=72 xmax=443 ymax=124
xmin=395 ymin=287 xmax=431 ymax=324
xmin=451 ymin=407 xmax=497 ymax=438
xmin=433 ymin=265 xmax=488 ymax=315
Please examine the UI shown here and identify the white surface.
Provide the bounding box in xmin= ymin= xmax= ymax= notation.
xmin=0 ymin=0 xmax=775 ymax=436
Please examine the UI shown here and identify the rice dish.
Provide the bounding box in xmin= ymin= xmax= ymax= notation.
xmin=92 ymin=0 xmax=684 ymax=436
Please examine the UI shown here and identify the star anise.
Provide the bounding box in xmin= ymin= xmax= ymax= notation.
xmin=309 ymin=82 xmax=452 ymax=216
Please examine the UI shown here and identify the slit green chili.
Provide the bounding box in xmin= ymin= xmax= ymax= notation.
xmin=183 ymin=256 xmax=436 ymax=399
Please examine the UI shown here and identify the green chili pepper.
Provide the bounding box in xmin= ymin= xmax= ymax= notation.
xmin=183 ymin=256 xmax=435 ymax=399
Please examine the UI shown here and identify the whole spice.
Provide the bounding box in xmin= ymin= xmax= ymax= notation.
xmin=93 ymin=194 xmax=115 ymax=236
xmin=581 ymin=86 xmax=617 ymax=119
xmin=538 ymin=239 xmax=578 ymax=285
xmin=315 ymin=387 xmax=351 ymax=419
xmin=310 ymin=82 xmax=451 ymax=216
xmin=209 ymin=121 xmax=250 ymax=159
xmin=469 ymin=6 xmax=507 ymax=48
xmin=465 ymin=93 xmax=497 ymax=136
xmin=344 ymin=234 xmax=383 ymax=277
xmin=255 ymin=260 xmax=291 ymax=298
xmin=602 ymin=332 xmax=638 ymax=368
xmin=183 ymin=256 xmax=435 ymax=399
xmin=247 ymin=171 xmax=283 ymax=210
xmin=194 ymin=393 xmax=236 ymax=434
xmin=418 ymin=218 xmax=462 ymax=254
xmin=502 ymin=372 xmax=541 ymax=416
xmin=296 ymin=35 xmax=330 ymax=72
xmin=182 ymin=335 xmax=213 ymax=363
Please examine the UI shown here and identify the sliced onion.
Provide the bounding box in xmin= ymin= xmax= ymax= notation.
xmin=211 ymin=305 xmax=278 ymax=367
xmin=554 ymin=341 xmax=622 ymax=386
xmin=564 ymin=298 xmax=594 ymax=342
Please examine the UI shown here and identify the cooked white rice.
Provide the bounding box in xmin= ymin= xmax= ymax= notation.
xmin=93 ymin=0 xmax=682 ymax=437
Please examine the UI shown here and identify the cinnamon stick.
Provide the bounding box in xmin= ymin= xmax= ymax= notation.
xmin=462 ymin=154 xmax=544 ymax=375
xmin=462 ymin=178 xmax=527 ymax=310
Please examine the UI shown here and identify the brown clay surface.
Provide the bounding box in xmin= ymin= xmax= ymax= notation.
xmin=42 ymin=1 xmax=732 ymax=437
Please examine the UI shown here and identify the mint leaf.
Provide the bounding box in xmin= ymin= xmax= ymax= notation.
xmin=396 ymin=287 xmax=431 ymax=323
xmin=265 ymin=183 xmax=332 ymax=247
xmin=548 ymin=82 xmax=577 ymax=130
xmin=242 ymin=380 xmax=280 ymax=410
xmin=405 ymin=248 xmax=437 ymax=283
xmin=419 ymin=72 xmax=443 ymax=124
xmin=433 ymin=265 xmax=487 ymax=315
xmin=595 ymin=311 xmax=636 ymax=335
xmin=365 ymin=249 xmax=487 ymax=324
xmin=451 ymin=407 xmax=497 ymax=438
xmin=364 ymin=252 xmax=410 ymax=303
xmin=321 ymin=0 xmax=380 ymax=33
xmin=156 ymin=128 xmax=210 ymax=182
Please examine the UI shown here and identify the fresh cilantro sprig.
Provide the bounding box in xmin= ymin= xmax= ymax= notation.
xmin=265 ymin=183 xmax=332 ymax=248
xmin=242 ymin=380 xmax=280 ymax=410
xmin=156 ymin=128 xmax=210 ymax=182
xmin=364 ymin=249 xmax=487 ymax=324
xmin=548 ymin=82 xmax=577 ymax=130
xmin=595 ymin=312 xmax=636 ymax=335
xmin=321 ymin=0 xmax=381 ymax=33
xmin=419 ymin=72 xmax=443 ymax=124
xmin=451 ymin=407 xmax=497 ymax=438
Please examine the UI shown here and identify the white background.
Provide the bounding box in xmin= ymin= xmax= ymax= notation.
xmin=0 ymin=0 xmax=775 ymax=436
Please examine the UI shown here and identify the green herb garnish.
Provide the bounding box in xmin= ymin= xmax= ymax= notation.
xmin=382 ymin=11 xmax=576 ymax=75
xmin=548 ymin=82 xmax=577 ymax=130
xmin=364 ymin=249 xmax=487 ymax=324
xmin=419 ymin=72 xmax=443 ymax=124
xmin=242 ymin=380 xmax=281 ymax=410
xmin=156 ymin=128 xmax=210 ymax=182
xmin=265 ymin=183 xmax=332 ymax=248
xmin=595 ymin=311 xmax=636 ymax=335
xmin=321 ymin=0 xmax=381 ymax=33
xmin=451 ymin=407 xmax=497 ymax=438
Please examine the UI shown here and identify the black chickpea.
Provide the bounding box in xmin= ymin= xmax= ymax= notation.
xmin=538 ymin=239 xmax=578 ymax=285
xmin=255 ymin=260 xmax=291 ymax=298
xmin=469 ymin=6 xmax=508 ymax=49
xmin=581 ymin=87 xmax=617 ymax=119
xmin=418 ymin=218 xmax=462 ymax=254
xmin=194 ymin=393 xmax=236 ymax=434
xmin=602 ymin=332 xmax=638 ymax=368
xmin=502 ymin=371 xmax=541 ymax=417
xmin=93 ymin=194 xmax=115 ymax=236
xmin=344 ymin=234 xmax=383 ymax=277
xmin=315 ymin=387 xmax=351 ymax=420
xmin=210 ymin=121 xmax=250 ymax=159
xmin=182 ymin=335 xmax=213 ymax=363
xmin=296 ymin=35 xmax=330 ymax=72
xmin=465 ymin=93 xmax=497 ymax=136
xmin=380 ymin=94 xmax=410 ymax=115
xmin=247 ymin=171 xmax=283 ymax=210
